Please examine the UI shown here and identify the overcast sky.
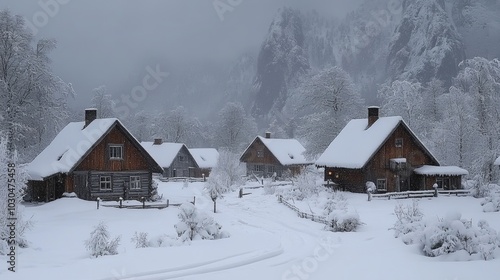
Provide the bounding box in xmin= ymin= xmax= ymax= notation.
xmin=3 ymin=0 xmax=361 ymax=108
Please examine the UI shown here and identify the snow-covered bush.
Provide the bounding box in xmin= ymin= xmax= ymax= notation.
xmin=366 ymin=181 xmax=376 ymax=193
xmin=480 ymin=184 xmax=500 ymax=212
xmin=392 ymin=200 xmax=424 ymax=245
xmin=323 ymin=191 xmax=361 ymax=232
xmin=263 ymin=180 xmax=276 ymax=195
xmin=327 ymin=210 xmax=362 ymax=232
xmin=175 ymin=203 xmax=229 ymax=242
xmin=149 ymin=179 xmax=162 ymax=202
xmin=84 ymin=221 xmax=121 ymax=257
xmin=421 ymin=213 xmax=499 ymax=259
xmin=288 ymin=168 xmax=322 ymax=201
xmin=131 ymin=231 xmax=149 ymax=248
xmin=323 ymin=191 xmax=348 ymax=216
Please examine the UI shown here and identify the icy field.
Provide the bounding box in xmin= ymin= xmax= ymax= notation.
xmin=2 ymin=181 xmax=500 ymax=280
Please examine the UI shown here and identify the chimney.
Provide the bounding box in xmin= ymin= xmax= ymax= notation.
xmin=84 ymin=108 xmax=97 ymax=128
xmin=153 ymin=138 xmax=163 ymax=145
xmin=265 ymin=132 xmax=271 ymax=139
xmin=368 ymin=106 xmax=379 ymax=127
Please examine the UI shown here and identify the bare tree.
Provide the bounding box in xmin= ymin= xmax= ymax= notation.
xmin=91 ymin=85 xmax=114 ymax=118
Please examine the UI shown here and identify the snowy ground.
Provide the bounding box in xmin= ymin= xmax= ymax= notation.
xmin=2 ymin=181 xmax=500 ymax=280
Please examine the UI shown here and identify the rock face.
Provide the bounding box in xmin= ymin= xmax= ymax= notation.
xmin=387 ymin=0 xmax=465 ymax=85
xmin=251 ymin=7 xmax=309 ymax=118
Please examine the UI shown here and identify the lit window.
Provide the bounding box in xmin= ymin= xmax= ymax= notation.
xmin=130 ymin=176 xmax=141 ymax=190
xmin=100 ymin=176 xmax=112 ymax=191
xmin=376 ymin=179 xmax=386 ymax=191
xmin=395 ymin=138 xmax=403 ymax=148
xmin=109 ymin=145 xmax=123 ymax=159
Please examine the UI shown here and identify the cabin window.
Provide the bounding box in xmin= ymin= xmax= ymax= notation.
xmin=253 ymin=165 xmax=264 ymax=172
xmin=109 ymin=145 xmax=123 ymax=159
xmin=257 ymin=150 xmax=264 ymax=158
xmin=178 ymin=155 xmax=185 ymax=162
xmin=395 ymin=138 xmax=403 ymax=148
xmin=130 ymin=176 xmax=141 ymax=190
xmin=376 ymin=179 xmax=387 ymax=191
xmin=100 ymin=176 xmax=112 ymax=191
xmin=268 ymin=165 xmax=276 ymax=173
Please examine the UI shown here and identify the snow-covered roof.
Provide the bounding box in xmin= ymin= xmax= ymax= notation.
xmin=189 ymin=148 xmax=219 ymax=169
xmin=141 ymin=142 xmax=185 ymax=168
xmin=494 ymin=156 xmax=500 ymax=165
xmin=414 ymin=165 xmax=469 ymax=176
xmin=253 ymin=136 xmax=311 ymax=166
xmin=316 ymin=116 xmax=437 ymax=168
xmin=27 ymin=118 xmax=119 ymax=181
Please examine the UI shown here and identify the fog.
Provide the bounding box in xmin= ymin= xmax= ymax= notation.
xmin=3 ymin=0 xmax=361 ymax=112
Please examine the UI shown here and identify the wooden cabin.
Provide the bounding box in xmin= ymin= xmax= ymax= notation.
xmin=189 ymin=148 xmax=219 ymax=178
xmin=240 ymin=133 xmax=312 ymax=178
xmin=26 ymin=109 xmax=162 ymax=202
xmin=316 ymin=107 xmax=468 ymax=193
xmin=141 ymin=140 xmax=198 ymax=178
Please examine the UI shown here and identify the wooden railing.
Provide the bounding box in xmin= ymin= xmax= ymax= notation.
xmin=158 ymin=177 xmax=206 ymax=183
xmin=278 ymin=195 xmax=330 ymax=226
xmin=371 ymin=189 xmax=471 ymax=200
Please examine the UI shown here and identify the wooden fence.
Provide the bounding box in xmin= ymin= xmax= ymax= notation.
xmin=158 ymin=177 xmax=206 ymax=183
xmin=278 ymin=195 xmax=331 ymax=226
xmin=98 ymin=196 xmax=196 ymax=210
xmin=371 ymin=189 xmax=471 ymax=200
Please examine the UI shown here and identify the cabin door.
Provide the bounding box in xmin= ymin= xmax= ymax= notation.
xmin=74 ymin=174 xmax=89 ymax=200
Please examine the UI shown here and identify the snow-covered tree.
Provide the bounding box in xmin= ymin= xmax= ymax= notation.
xmin=379 ymin=80 xmax=423 ymax=129
xmin=159 ymin=106 xmax=198 ymax=144
xmin=0 ymin=10 xmax=73 ymax=157
xmin=215 ymin=102 xmax=256 ymax=152
xmin=422 ymin=78 xmax=446 ymax=123
xmin=90 ymin=85 xmax=114 ymax=118
xmin=84 ymin=221 xmax=121 ymax=257
xmin=205 ymin=149 xmax=244 ymax=212
xmin=296 ymin=67 xmax=364 ymax=157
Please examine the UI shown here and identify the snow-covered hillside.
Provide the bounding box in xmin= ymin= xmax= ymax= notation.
xmin=3 ymin=180 xmax=499 ymax=280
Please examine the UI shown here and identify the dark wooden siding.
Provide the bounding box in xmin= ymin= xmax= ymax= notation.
xmin=241 ymin=138 xmax=285 ymax=177
xmin=74 ymin=125 xmax=150 ymax=172
xmin=89 ymin=171 xmax=150 ymax=201
xmin=324 ymin=123 xmax=439 ymax=193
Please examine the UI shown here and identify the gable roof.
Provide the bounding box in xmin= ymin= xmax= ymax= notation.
xmin=141 ymin=142 xmax=192 ymax=168
xmin=241 ymin=136 xmax=311 ymax=166
xmin=189 ymin=148 xmax=219 ymax=169
xmin=27 ymin=118 xmax=162 ymax=181
xmin=316 ymin=116 xmax=439 ymax=169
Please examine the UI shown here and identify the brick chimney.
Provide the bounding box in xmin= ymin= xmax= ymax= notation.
xmin=153 ymin=138 xmax=163 ymax=145
xmin=265 ymin=132 xmax=271 ymax=139
xmin=368 ymin=106 xmax=379 ymax=128
xmin=84 ymin=108 xmax=97 ymax=128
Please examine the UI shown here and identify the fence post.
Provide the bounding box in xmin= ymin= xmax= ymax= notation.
xmin=96 ymin=197 xmax=100 ymax=209
xmin=193 ymin=196 xmax=196 ymax=205
xmin=239 ymin=188 xmax=243 ymax=198
xmin=141 ymin=197 xmax=145 ymax=209
xmin=119 ymin=197 xmax=123 ymax=208
xmin=167 ymin=199 xmax=169 ymax=207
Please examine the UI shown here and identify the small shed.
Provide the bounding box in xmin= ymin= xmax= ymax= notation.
xmin=189 ymin=148 xmax=219 ymax=178
xmin=141 ymin=139 xmax=198 ymax=178
xmin=413 ymin=165 xmax=469 ymax=190
xmin=240 ymin=133 xmax=311 ymax=178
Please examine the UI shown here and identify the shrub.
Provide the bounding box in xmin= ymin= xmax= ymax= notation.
xmin=392 ymin=200 xmax=424 ymax=244
xmin=131 ymin=232 xmax=149 ymax=248
xmin=84 ymin=222 xmax=121 ymax=257
xmin=174 ymin=203 xmax=229 ymax=242
xmin=327 ymin=210 xmax=362 ymax=232
xmin=323 ymin=191 xmax=348 ymax=216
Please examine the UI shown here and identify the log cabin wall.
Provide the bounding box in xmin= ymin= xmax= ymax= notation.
xmin=324 ymin=168 xmax=365 ymax=192
xmin=89 ymin=171 xmax=150 ymax=201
